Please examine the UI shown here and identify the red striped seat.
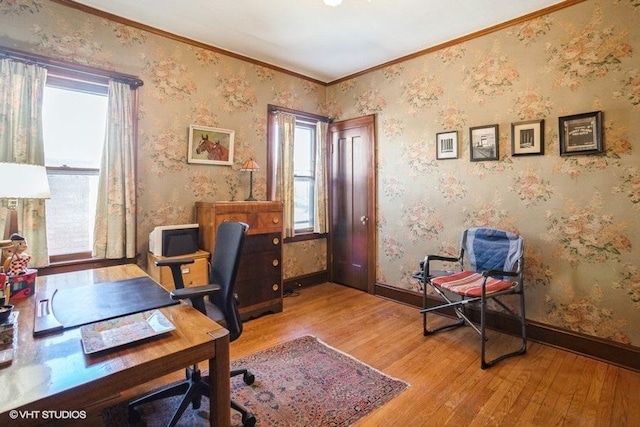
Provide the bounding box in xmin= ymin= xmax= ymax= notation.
xmin=431 ymin=270 xmax=515 ymax=297
xmin=418 ymin=228 xmax=526 ymax=368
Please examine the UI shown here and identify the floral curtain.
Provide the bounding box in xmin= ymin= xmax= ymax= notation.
xmin=313 ymin=121 xmax=328 ymax=234
xmin=93 ymin=80 xmax=137 ymax=259
xmin=273 ymin=112 xmax=296 ymax=238
xmin=0 ymin=58 xmax=49 ymax=267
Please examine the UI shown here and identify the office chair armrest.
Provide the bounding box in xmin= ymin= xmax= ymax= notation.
xmin=155 ymin=258 xmax=195 ymax=268
xmin=155 ymin=258 xmax=196 ymax=291
xmin=170 ymin=284 xmax=221 ymax=300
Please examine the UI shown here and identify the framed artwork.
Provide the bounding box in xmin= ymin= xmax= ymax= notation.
xmin=469 ymin=124 xmax=499 ymax=161
xmin=187 ymin=124 xmax=235 ymax=166
xmin=436 ymin=130 xmax=458 ymax=160
xmin=511 ymin=119 xmax=544 ymax=156
xmin=559 ymin=111 xmax=603 ymax=156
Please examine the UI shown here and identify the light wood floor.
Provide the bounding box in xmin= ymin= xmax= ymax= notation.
xmin=120 ymin=282 xmax=640 ymax=426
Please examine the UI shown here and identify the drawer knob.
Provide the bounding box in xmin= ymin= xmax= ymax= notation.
xmin=272 ymin=259 xmax=279 ymax=267
xmin=272 ymin=283 xmax=279 ymax=291
xmin=272 ymin=237 xmax=279 ymax=245
xmin=272 ymin=216 xmax=279 ymax=224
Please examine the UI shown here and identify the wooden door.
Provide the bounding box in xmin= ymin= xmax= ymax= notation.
xmin=328 ymin=115 xmax=376 ymax=292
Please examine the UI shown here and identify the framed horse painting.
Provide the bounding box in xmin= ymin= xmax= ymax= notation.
xmin=187 ymin=124 xmax=235 ymax=166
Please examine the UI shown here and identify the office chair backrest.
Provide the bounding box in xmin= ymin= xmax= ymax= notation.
xmin=208 ymin=221 xmax=248 ymax=342
xmin=461 ymin=227 xmax=524 ymax=274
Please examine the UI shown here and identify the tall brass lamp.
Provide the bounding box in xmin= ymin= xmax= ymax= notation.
xmin=240 ymin=158 xmax=260 ymax=201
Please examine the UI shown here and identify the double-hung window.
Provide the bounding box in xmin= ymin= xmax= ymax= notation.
xmin=1 ymin=46 xmax=140 ymax=269
xmin=267 ymin=105 xmax=329 ymax=238
xmin=42 ymin=75 xmax=108 ymax=261
xmin=293 ymin=119 xmax=316 ymax=232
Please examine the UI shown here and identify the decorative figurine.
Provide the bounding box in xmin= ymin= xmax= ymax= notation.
xmin=3 ymin=233 xmax=31 ymax=276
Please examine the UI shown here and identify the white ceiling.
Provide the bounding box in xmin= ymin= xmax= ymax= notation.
xmin=71 ymin=0 xmax=564 ymax=83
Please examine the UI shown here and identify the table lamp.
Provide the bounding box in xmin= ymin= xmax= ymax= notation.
xmin=240 ymin=158 xmax=260 ymax=201
xmin=0 ymin=162 xmax=51 ymax=240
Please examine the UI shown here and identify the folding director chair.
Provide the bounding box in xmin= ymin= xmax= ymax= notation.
xmin=418 ymin=227 xmax=527 ymax=369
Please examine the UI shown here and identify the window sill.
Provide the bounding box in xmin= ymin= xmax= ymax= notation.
xmin=38 ymin=256 xmax=137 ymax=276
xmin=284 ymin=232 xmax=328 ymax=243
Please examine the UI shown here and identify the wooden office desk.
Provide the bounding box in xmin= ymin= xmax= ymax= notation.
xmin=0 ymin=264 xmax=230 ymax=426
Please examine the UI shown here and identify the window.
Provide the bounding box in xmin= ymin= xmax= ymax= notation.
xmin=293 ymin=120 xmax=316 ymax=231
xmin=267 ymin=106 xmax=328 ymax=237
xmin=42 ymin=78 xmax=108 ymax=260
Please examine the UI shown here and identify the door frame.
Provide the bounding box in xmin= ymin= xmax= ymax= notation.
xmin=327 ymin=114 xmax=377 ymax=293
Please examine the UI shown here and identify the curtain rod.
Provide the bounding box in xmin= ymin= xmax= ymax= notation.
xmin=0 ymin=46 xmax=143 ymax=89
xmin=268 ymin=105 xmax=331 ymax=123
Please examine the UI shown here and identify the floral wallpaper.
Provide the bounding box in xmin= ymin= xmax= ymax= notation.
xmin=0 ymin=0 xmax=328 ymax=279
xmin=326 ymin=0 xmax=640 ymax=348
xmin=1 ymin=0 xmax=639 ymax=350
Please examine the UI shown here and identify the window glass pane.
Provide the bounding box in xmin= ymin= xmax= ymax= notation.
xmin=42 ymin=85 xmax=107 ymax=256
xmin=294 ymin=177 xmax=314 ymax=230
xmin=294 ymin=126 xmax=314 ymax=177
xmin=43 ymin=86 xmax=108 ymax=168
xmin=293 ymin=123 xmax=315 ymax=231
xmin=45 ymin=172 xmax=99 ymax=256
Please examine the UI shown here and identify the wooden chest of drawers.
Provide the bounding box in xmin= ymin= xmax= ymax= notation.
xmin=147 ymin=250 xmax=210 ymax=290
xmin=195 ymin=201 xmax=283 ymax=319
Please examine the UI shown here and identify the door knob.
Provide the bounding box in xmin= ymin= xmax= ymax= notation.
xmin=360 ymin=216 xmax=368 ymax=225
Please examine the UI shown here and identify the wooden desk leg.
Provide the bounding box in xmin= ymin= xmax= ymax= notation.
xmin=209 ymin=332 xmax=231 ymax=427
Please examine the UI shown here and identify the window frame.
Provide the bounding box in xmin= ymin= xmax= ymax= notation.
xmin=43 ymin=73 xmax=109 ymax=264
xmin=266 ymin=105 xmax=329 ymax=240
xmin=1 ymin=46 xmax=142 ymax=274
xmin=293 ymin=118 xmax=317 ymax=233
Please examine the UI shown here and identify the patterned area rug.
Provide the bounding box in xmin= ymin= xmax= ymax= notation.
xmin=103 ymin=335 xmax=408 ymax=426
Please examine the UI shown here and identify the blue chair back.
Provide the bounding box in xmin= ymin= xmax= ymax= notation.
xmin=461 ymin=227 xmax=524 ymax=274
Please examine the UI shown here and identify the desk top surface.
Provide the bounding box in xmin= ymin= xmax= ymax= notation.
xmin=0 ymin=264 xmax=228 ymax=415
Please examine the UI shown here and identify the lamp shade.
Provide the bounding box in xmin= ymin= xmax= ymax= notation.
xmin=240 ymin=159 xmax=260 ymax=172
xmin=0 ymin=162 xmax=51 ymax=199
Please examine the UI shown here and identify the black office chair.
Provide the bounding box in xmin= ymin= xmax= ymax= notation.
xmin=129 ymin=221 xmax=256 ymax=427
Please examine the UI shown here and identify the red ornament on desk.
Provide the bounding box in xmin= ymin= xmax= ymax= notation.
xmin=2 ymin=233 xmax=31 ymax=276
xmin=2 ymin=234 xmax=36 ymax=299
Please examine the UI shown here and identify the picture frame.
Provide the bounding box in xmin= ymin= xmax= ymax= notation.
xmin=559 ymin=111 xmax=603 ymax=156
xmin=187 ymin=124 xmax=235 ymax=166
xmin=436 ymin=130 xmax=458 ymax=160
xmin=469 ymin=124 xmax=499 ymax=161
xmin=511 ymin=119 xmax=544 ymax=156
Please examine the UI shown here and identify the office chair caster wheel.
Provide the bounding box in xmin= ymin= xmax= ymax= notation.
xmin=244 ymin=372 xmax=255 ymax=385
xmin=242 ymin=412 xmax=256 ymax=427
xmin=128 ymin=407 xmax=141 ymax=423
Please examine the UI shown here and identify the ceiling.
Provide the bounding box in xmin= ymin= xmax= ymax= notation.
xmin=70 ymin=0 xmax=564 ymax=83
